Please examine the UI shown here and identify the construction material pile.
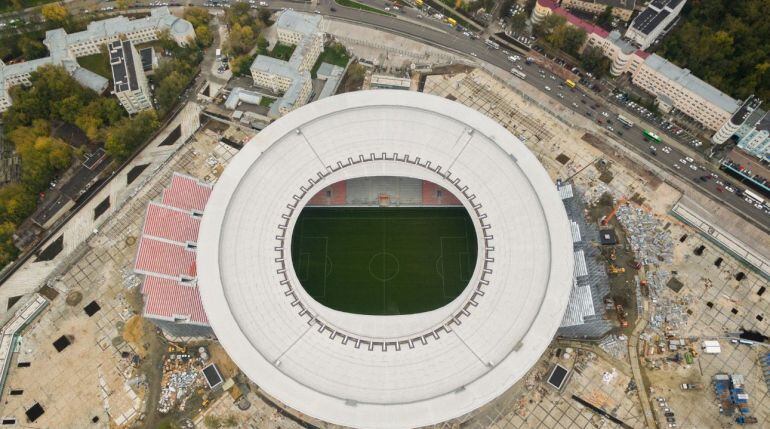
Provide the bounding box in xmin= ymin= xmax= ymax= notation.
xmin=616 ymin=205 xmax=673 ymax=266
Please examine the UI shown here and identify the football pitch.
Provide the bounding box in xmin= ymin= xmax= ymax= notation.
xmin=291 ymin=207 xmax=478 ymax=315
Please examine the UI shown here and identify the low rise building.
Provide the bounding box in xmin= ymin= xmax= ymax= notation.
xmin=250 ymin=11 xmax=324 ymax=118
xmin=625 ymin=0 xmax=686 ymax=50
xmin=560 ymin=0 xmax=636 ymax=21
xmin=0 ymin=7 xmax=193 ymax=113
xmin=110 ymin=40 xmax=153 ymax=115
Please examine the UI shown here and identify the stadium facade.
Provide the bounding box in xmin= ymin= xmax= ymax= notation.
xmin=196 ymin=91 xmax=574 ymax=428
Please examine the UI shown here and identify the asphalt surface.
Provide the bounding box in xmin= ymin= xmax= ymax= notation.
xmin=2 ymin=0 xmax=768 ymax=231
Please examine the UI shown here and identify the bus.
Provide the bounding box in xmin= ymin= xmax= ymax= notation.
xmin=565 ymin=79 xmax=576 ymax=88
xmin=744 ymin=189 xmax=765 ymax=205
xmin=484 ymin=38 xmax=500 ymax=50
xmin=446 ymin=17 xmax=457 ymax=27
xmin=511 ymin=69 xmax=526 ymax=79
xmin=617 ymin=114 xmax=634 ymax=128
xmin=643 ymin=130 xmax=661 ymax=143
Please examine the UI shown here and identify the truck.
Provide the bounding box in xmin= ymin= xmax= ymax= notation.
xmin=215 ymin=48 xmax=221 ymax=60
xmin=680 ymin=383 xmax=703 ymax=390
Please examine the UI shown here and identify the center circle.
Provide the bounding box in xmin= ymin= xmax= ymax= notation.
xmin=368 ymin=252 xmax=400 ymax=281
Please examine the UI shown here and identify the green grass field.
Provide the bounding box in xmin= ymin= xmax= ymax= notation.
xmin=291 ymin=207 xmax=477 ymax=315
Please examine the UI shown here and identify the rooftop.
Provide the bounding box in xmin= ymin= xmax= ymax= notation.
xmin=629 ymin=0 xmax=684 ymax=36
xmin=109 ymin=40 xmax=140 ymax=93
xmin=645 ymin=54 xmax=740 ymax=114
xmin=275 ymin=10 xmax=323 ymax=36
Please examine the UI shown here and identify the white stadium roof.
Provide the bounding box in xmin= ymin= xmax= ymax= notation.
xmin=197 ymin=90 xmax=573 ymax=428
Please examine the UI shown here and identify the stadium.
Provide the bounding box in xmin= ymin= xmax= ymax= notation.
xmin=197 ymin=90 xmax=574 ymax=428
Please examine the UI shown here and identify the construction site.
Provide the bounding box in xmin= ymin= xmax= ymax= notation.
xmin=0 ymin=23 xmax=767 ymax=427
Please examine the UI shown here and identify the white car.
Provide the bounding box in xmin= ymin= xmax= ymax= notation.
xmin=689 ymin=164 xmax=698 ymax=171
xmin=685 ymin=157 xmax=694 ymax=163
xmin=661 ymin=146 xmax=671 ymax=154
xmin=469 ymin=52 xmax=477 ymax=57
xmin=601 ymin=111 xmax=609 ymax=117
xmin=673 ymin=163 xmax=681 ymax=170
xmin=544 ymin=85 xmax=551 ymax=91
xmin=679 ymin=158 xmax=687 ymax=164
xmin=508 ymin=56 xmax=516 ymax=62
xmin=259 ymin=1 xmax=268 ymax=5
xmin=557 ymin=93 xmax=564 ymax=98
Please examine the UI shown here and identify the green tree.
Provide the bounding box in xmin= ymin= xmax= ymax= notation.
xmin=230 ymin=54 xmax=254 ymax=76
xmin=0 ymin=184 xmax=36 ymax=224
xmin=156 ymin=71 xmax=189 ymax=114
xmin=18 ymin=36 xmax=47 ymax=60
xmin=533 ymin=13 xmax=565 ymax=38
xmin=0 ymin=222 xmax=20 ymax=270
xmin=228 ymin=23 xmax=257 ymax=55
xmin=596 ymin=6 xmax=613 ymax=30
xmin=509 ymin=12 xmax=527 ymax=33
xmin=10 ymin=125 xmax=73 ymax=192
xmin=104 ymin=110 xmax=159 ymax=160
xmin=580 ymin=45 xmax=611 ymax=77
xmin=258 ymin=8 xmax=272 ymax=25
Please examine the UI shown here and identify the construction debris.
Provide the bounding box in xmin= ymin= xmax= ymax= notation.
xmin=615 ymin=205 xmax=673 ymax=266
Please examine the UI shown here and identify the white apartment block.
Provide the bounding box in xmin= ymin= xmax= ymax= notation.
xmin=560 ymin=0 xmax=636 ymax=21
xmin=632 ymin=54 xmax=739 ymax=131
xmin=0 ymin=7 xmax=193 ymax=113
xmin=625 ymin=0 xmax=686 ymax=49
xmin=110 ymin=40 xmax=153 ymax=115
xmin=584 ymin=30 xmax=647 ymax=77
xmin=250 ymin=11 xmax=324 ymax=118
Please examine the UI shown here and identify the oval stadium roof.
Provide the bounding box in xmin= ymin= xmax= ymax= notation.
xmin=197 ymin=90 xmax=574 ymax=428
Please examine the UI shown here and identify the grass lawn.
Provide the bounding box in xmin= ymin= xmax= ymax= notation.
xmin=259 ymin=96 xmax=275 ymax=107
xmin=334 ymin=0 xmax=394 ymax=17
xmin=77 ymin=52 xmax=111 ymax=80
xmin=311 ymin=43 xmax=350 ymax=78
xmin=268 ymin=43 xmax=296 ymax=61
xmin=291 ymin=207 xmax=477 ymax=315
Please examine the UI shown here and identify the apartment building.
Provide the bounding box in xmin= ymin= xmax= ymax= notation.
xmin=632 ymin=54 xmax=739 ymax=131
xmin=250 ymin=11 xmax=324 ymax=118
xmin=0 ymin=7 xmax=193 ymax=113
xmin=110 ymin=40 xmax=153 ymax=115
xmin=625 ymin=0 xmax=686 ymax=49
xmin=560 ymin=0 xmax=636 ymax=21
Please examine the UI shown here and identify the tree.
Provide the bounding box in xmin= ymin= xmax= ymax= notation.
xmin=596 ymin=6 xmax=613 ymax=30
xmin=0 ymin=222 xmax=20 ymax=270
xmin=105 ymin=110 xmax=159 ymax=160
xmin=18 ymin=36 xmax=47 ymax=60
xmin=116 ymin=0 xmax=133 ymax=9
xmin=183 ymin=6 xmax=210 ymax=29
xmin=533 ymin=14 xmax=565 ymax=38
xmin=41 ymin=3 xmax=70 ymax=24
xmin=9 ymin=123 xmax=73 ymax=192
xmin=509 ymin=12 xmax=527 ymax=33
xmin=156 ymin=71 xmax=189 ymax=114
xmin=258 ymin=8 xmax=272 ymax=25
xmin=230 ymin=55 xmax=254 ymax=76
xmin=195 ymin=25 xmax=213 ymax=48
xmin=228 ymin=23 xmax=257 ymax=55
xmin=580 ymin=46 xmax=611 ymax=77
xmin=0 ymin=184 xmax=36 ymax=224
